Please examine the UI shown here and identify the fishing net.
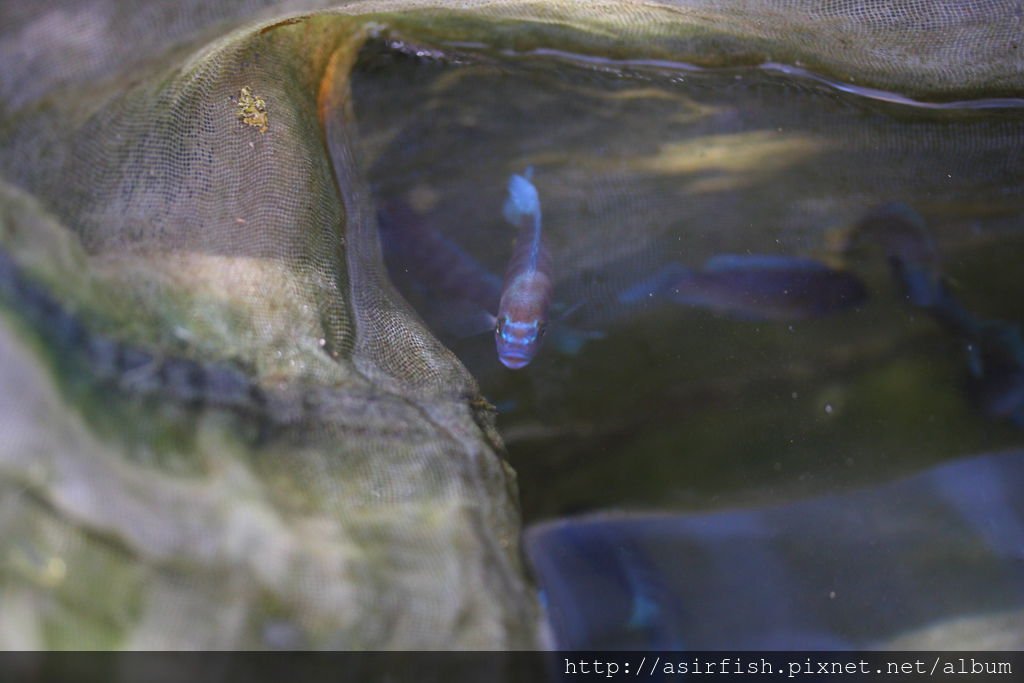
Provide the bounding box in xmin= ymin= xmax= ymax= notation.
xmin=0 ymin=0 xmax=1021 ymax=649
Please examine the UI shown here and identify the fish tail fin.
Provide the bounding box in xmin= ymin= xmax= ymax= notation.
xmin=503 ymin=169 xmax=541 ymax=227
xmin=618 ymin=262 xmax=692 ymax=304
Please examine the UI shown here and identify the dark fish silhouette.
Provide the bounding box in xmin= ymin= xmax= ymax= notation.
xmin=526 ymin=450 xmax=1024 ymax=650
xmin=850 ymin=203 xmax=1024 ymax=427
xmin=847 ymin=202 xmax=946 ymax=309
xmin=619 ymin=254 xmax=866 ymax=321
xmin=378 ymin=200 xmax=502 ymax=314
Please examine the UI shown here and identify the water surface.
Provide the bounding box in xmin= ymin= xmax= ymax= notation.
xmin=353 ymin=41 xmax=1024 ymax=524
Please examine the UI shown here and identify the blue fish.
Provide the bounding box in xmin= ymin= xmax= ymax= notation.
xmin=526 ymin=450 xmax=1024 ymax=650
xmin=619 ymin=254 xmax=866 ymax=321
xmin=378 ymin=184 xmax=598 ymax=369
xmin=495 ymin=168 xmax=554 ymax=369
xmin=962 ymin=319 xmax=1024 ymax=428
xmin=851 ymin=203 xmax=1024 ymax=427
xmin=847 ymin=202 xmax=946 ymax=309
xmin=378 ymin=200 xmax=502 ymax=314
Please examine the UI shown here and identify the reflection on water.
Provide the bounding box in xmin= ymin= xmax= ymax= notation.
xmin=352 ymin=38 xmax=1024 ymax=648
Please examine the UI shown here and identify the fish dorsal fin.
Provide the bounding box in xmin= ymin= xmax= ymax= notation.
xmin=703 ymin=254 xmax=831 ymax=273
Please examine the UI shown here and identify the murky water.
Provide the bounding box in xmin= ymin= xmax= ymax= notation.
xmin=349 ymin=35 xmax=1024 ymax=650
xmin=353 ymin=41 xmax=1024 ymax=524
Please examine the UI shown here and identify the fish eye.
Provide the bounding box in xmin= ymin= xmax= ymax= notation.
xmin=538 ymin=322 xmax=547 ymax=337
xmin=495 ymin=317 xmax=507 ymax=335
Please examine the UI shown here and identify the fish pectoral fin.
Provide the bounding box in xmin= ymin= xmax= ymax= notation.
xmin=436 ymin=301 xmax=496 ymax=339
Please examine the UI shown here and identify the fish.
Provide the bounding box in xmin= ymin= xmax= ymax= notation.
xmin=846 ymin=202 xmax=946 ymax=309
xmin=850 ymin=203 xmax=1024 ymax=427
xmin=377 ymin=200 xmax=503 ymax=314
xmin=618 ymin=254 xmax=866 ymax=321
xmin=527 ymin=450 xmax=1024 ymax=650
xmin=495 ymin=168 xmax=553 ymax=369
xmin=927 ymin=294 xmax=1024 ymax=430
xmin=378 ymin=183 xmax=599 ymax=368
xmin=962 ymin=319 xmax=1024 ymax=427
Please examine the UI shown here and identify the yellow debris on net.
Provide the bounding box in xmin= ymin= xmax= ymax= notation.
xmin=236 ymin=86 xmax=268 ymax=133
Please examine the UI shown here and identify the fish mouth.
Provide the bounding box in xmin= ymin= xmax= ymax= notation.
xmin=499 ymin=353 xmax=532 ymax=370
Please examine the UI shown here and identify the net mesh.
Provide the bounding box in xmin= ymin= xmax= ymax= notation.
xmin=0 ymin=0 xmax=1021 ymax=649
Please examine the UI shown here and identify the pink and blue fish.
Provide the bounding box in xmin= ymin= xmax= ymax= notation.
xmin=494 ymin=168 xmax=554 ymax=369
xmin=379 ymin=169 xmax=586 ymax=370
